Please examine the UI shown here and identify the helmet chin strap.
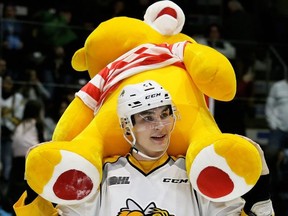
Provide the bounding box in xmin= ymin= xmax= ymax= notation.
xmin=130 ymin=142 xmax=169 ymax=160
xmin=123 ymin=129 xmax=166 ymax=160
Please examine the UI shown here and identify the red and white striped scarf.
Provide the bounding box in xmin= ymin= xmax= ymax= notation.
xmin=76 ymin=41 xmax=189 ymax=114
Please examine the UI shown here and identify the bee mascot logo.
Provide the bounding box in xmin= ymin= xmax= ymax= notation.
xmin=118 ymin=199 xmax=174 ymax=216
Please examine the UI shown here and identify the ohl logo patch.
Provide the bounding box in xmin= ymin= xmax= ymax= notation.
xmin=108 ymin=176 xmax=130 ymax=185
xmin=117 ymin=198 xmax=174 ymax=216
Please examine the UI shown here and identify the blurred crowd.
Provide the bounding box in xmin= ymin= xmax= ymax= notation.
xmin=0 ymin=0 xmax=287 ymax=215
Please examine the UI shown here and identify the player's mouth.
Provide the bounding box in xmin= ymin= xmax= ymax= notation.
xmin=151 ymin=134 xmax=167 ymax=142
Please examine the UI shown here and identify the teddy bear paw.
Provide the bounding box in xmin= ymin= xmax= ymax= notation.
xmin=25 ymin=143 xmax=101 ymax=205
xmin=187 ymin=134 xmax=262 ymax=202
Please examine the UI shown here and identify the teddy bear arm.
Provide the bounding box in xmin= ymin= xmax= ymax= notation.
xmin=183 ymin=43 xmax=236 ymax=102
xmin=52 ymin=97 xmax=94 ymax=141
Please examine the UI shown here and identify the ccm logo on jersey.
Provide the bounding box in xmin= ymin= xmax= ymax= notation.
xmin=108 ymin=176 xmax=130 ymax=186
xmin=163 ymin=178 xmax=189 ymax=183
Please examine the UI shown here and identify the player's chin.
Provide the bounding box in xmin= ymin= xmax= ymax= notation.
xmin=152 ymin=140 xmax=169 ymax=152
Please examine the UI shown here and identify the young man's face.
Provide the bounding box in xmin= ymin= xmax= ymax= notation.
xmin=132 ymin=105 xmax=175 ymax=158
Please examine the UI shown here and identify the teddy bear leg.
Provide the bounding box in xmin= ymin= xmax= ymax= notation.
xmin=186 ymin=133 xmax=262 ymax=202
xmin=25 ymin=140 xmax=102 ymax=205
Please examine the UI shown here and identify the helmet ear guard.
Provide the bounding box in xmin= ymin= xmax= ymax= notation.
xmin=120 ymin=118 xmax=126 ymax=129
xmin=172 ymin=105 xmax=181 ymax=121
xmin=120 ymin=118 xmax=132 ymax=135
xmin=125 ymin=127 xmax=131 ymax=135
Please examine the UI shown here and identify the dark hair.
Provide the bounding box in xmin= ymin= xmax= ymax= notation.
xmin=205 ymin=23 xmax=223 ymax=38
xmin=22 ymin=100 xmax=42 ymax=121
xmin=22 ymin=100 xmax=45 ymax=142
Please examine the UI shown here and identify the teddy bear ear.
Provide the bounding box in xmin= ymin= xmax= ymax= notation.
xmin=144 ymin=0 xmax=185 ymax=36
xmin=71 ymin=47 xmax=88 ymax=71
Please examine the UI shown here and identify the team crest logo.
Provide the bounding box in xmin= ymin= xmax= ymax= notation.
xmin=117 ymin=198 xmax=174 ymax=216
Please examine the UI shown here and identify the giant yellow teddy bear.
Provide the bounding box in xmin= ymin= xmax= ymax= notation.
xmin=25 ymin=0 xmax=262 ymax=206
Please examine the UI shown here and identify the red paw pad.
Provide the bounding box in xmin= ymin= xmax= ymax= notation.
xmin=197 ymin=166 xmax=234 ymax=198
xmin=53 ymin=169 xmax=93 ymax=200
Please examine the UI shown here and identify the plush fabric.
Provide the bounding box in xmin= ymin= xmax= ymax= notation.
xmin=13 ymin=191 xmax=58 ymax=216
xmin=24 ymin=0 xmax=261 ymax=206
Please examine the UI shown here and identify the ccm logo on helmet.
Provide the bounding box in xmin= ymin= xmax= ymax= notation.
xmin=145 ymin=93 xmax=161 ymax=99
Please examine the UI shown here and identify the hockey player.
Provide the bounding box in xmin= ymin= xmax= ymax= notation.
xmin=57 ymin=80 xmax=246 ymax=215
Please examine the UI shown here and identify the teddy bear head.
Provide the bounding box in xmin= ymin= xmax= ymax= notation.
xmin=71 ymin=1 xmax=196 ymax=79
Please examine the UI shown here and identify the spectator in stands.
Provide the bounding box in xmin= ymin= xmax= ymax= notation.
xmin=3 ymin=100 xmax=44 ymax=214
xmin=0 ymin=3 xmax=26 ymax=80
xmin=111 ymin=0 xmax=127 ymax=17
xmin=18 ymin=68 xmax=51 ymax=105
xmin=265 ymin=78 xmax=288 ymax=197
xmin=39 ymin=45 xmax=73 ymax=97
xmin=43 ymin=91 xmax=71 ymax=141
xmin=0 ymin=58 xmax=8 ymax=77
xmin=214 ymin=59 xmax=255 ymax=136
xmin=276 ymin=148 xmax=288 ymax=199
xmin=1 ymin=75 xmax=25 ymax=183
xmin=1 ymin=4 xmax=24 ymax=50
xmin=31 ymin=6 xmax=77 ymax=49
xmin=265 ymin=78 xmax=288 ymax=159
xmin=223 ymin=0 xmax=256 ymax=66
xmin=196 ymin=23 xmax=236 ymax=61
xmin=224 ymin=0 xmax=256 ymax=42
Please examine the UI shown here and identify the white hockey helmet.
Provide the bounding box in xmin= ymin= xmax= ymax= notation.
xmin=117 ymin=80 xmax=174 ymax=127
